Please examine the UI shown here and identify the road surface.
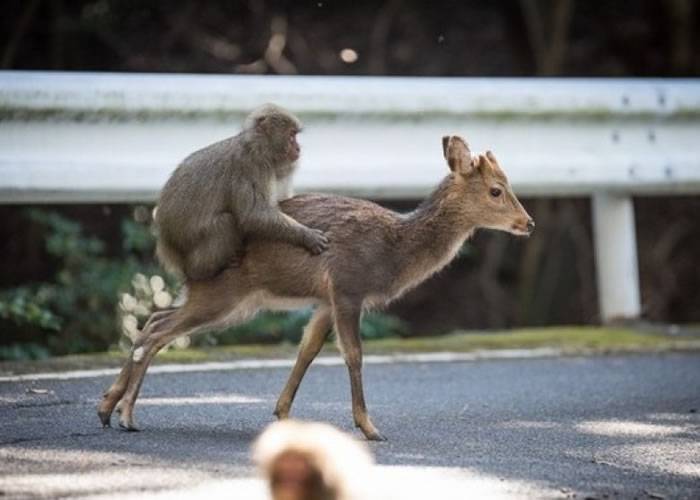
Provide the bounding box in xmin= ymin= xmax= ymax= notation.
xmin=1 ymin=352 xmax=698 ymax=499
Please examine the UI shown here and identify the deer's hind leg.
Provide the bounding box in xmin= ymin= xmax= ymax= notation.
xmin=113 ymin=308 xmax=177 ymax=415
xmin=117 ymin=293 xmax=262 ymax=431
xmin=97 ymin=309 xmax=177 ymax=428
xmin=274 ymin=305 xmax=333 ymax=419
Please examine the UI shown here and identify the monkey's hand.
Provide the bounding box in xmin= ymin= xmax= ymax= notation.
xmin=302 ymin=228 xmax=329 ymax=255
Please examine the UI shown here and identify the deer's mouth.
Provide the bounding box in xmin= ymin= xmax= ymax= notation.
xmin=510 ymin=225 xmax=532 ymax=237
xmin=510 ymin=218 xmax=535 ymax=237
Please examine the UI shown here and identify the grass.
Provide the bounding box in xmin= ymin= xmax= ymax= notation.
xmin=364 ymin=326 xmax=694 ymax=353
xmin=1 ymin=326 xmax=699 ymax=376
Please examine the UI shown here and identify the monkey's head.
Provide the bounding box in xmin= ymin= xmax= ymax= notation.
xmin=253 ymin=420 xmax=374 ymax=500
xmin=244 ymin=103 xmax=303 ymax=164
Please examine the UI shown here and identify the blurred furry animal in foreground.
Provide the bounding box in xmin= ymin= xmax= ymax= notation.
xmin=253 ymin=420 xmax=373 ymax=500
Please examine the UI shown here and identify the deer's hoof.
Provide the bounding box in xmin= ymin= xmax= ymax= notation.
xmin=97 ymin=408 xmax=112 ymax=428
xmin=118 ymin=418 xmax=141 ymax=432
xmin=363 ymin=429 xmax=387 ymax=442
xmin=273 ymin=407 xmax=289 ymax=420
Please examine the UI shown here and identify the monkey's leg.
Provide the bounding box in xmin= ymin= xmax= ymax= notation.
xmin=184 ymin=213 xmax=242 ymax=280
xmin=274 ymin=306 xmax=333 ymax=419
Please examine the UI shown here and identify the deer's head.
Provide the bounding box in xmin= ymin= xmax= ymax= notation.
xmin=442 ymin=135 xmax=534 ymax=236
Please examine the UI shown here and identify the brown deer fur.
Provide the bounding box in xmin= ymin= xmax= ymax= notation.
xmin=97 ymin=135 xmax=533 ymax=441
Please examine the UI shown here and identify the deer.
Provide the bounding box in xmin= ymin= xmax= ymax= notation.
xmin=97 ymin=135 xmax=534 ymax=441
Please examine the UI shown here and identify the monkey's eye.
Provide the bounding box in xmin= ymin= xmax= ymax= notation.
xmin=490 ymin=187 xmax=502 ymax=197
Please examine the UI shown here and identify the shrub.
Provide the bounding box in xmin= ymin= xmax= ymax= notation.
xmin=0 ymin=209 xmax=162 ymax=359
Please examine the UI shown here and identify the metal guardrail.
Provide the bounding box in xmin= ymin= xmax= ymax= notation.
xmin=2 ymin=71 xmax=699 ymax=322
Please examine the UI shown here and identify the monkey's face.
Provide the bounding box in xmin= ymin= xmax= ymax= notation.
xmin=265 ymin=123 xmax=300 ymax=163
xmin=252 ymin=108 xmax=303 ymax=164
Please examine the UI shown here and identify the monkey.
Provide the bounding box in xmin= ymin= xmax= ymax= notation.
xmin=253 ymin=420 xmax=374 ymax=500
xmin=154 ymin=103 xmax=329 ymax=281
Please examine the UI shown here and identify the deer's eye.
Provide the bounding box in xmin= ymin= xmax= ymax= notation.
xmin=490 ymin=187 xmax=502 ymax=197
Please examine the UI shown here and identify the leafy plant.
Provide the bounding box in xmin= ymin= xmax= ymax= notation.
xmin=0 ymin=209 xmax=162 ymax=359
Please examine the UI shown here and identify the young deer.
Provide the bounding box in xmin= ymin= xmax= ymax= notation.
xmin=97 ymin=135 xmax=534 ymax=441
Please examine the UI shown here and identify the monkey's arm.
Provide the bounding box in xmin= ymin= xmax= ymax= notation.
xmin=241 ymin=209 xmax=328 ymax=255
xmin=234 ymin=178 xmax=328 ymax=254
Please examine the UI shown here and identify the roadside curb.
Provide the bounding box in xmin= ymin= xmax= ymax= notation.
xmin=2 ymin=344 xmax=699 ymax=383
xmin=0 ymin=348 xmax=565 ymax=382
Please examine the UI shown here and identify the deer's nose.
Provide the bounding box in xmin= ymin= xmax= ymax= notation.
xmin=526 ymin=219 xmax=535 ymax=233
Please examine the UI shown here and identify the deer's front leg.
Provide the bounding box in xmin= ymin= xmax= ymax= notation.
xmin=333 ymin=298 xmax=386 ymax=441
xmin=275 ymin=306 xmax=333 ymax=419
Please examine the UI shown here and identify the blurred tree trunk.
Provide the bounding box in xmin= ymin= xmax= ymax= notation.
xmin=519 ymin=0 xmax=573 ymax=75
xmin=368 ymin=0 xmax=403 ymax=74
xmin=516 ymin=0 xmax=577 ymax=324
xmin=666 ymin=0 xmax=693 ymax=73
xmin=2 ymin=0 xmax=40 ymax=68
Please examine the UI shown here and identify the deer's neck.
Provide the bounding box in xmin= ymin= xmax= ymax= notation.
xmin=401 ymin=175 xmax=476 ymax=245
xmin=378 ymin=176 xmax=476 ymax=298
xmin=391 ymin=176 xmax=477 ymax=295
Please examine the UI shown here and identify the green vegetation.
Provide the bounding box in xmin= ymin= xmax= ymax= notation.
xmin=364 ymin=326 xmax=698 ymax=353
xmin=0 ymin=209 xmax=162 ymax=359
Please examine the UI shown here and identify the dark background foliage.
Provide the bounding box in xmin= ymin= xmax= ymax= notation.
xmin=3 ymin=0 xmax=698 ymax=76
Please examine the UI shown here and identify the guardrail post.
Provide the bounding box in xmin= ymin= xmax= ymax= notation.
xmin=591 ymin=193 xmax=641 ymax=322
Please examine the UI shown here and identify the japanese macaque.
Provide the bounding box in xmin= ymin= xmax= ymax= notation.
xmin=253 ymin=420 xmax=373 ymax=500
xmin=155 ymin=103 xmax=329 ymax=281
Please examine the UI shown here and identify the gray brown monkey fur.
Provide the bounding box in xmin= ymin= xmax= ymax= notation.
xmin=155 ymin=103 xmax=329 ymax=281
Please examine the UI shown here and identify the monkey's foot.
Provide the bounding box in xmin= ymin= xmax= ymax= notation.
xmin=228 ymin=250 xmax=246 ymax=268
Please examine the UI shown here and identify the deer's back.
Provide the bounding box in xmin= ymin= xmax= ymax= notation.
xmin=234 ymin=194 xmax=403 ymax=301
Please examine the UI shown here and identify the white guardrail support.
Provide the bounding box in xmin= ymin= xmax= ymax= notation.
xmin=592 ymin=193 xmax=642 ymax=320
xmin=2 ymin=71 xmax=700 ymax=322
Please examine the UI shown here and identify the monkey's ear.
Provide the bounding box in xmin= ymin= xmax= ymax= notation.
xmin=254 ymin=115 xmax=269 ymax=132
xmin=442 ymin=135 xmax=474 ymax=175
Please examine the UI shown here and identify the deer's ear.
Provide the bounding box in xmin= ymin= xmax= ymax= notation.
xmin=442 ymin=135 xmax=473 ymax=174
xmin=441 ymin=136 xmax=450 ymax=160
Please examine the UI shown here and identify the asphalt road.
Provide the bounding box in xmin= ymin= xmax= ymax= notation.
xmin=1 ymin=353 xmax=699 ymax=499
